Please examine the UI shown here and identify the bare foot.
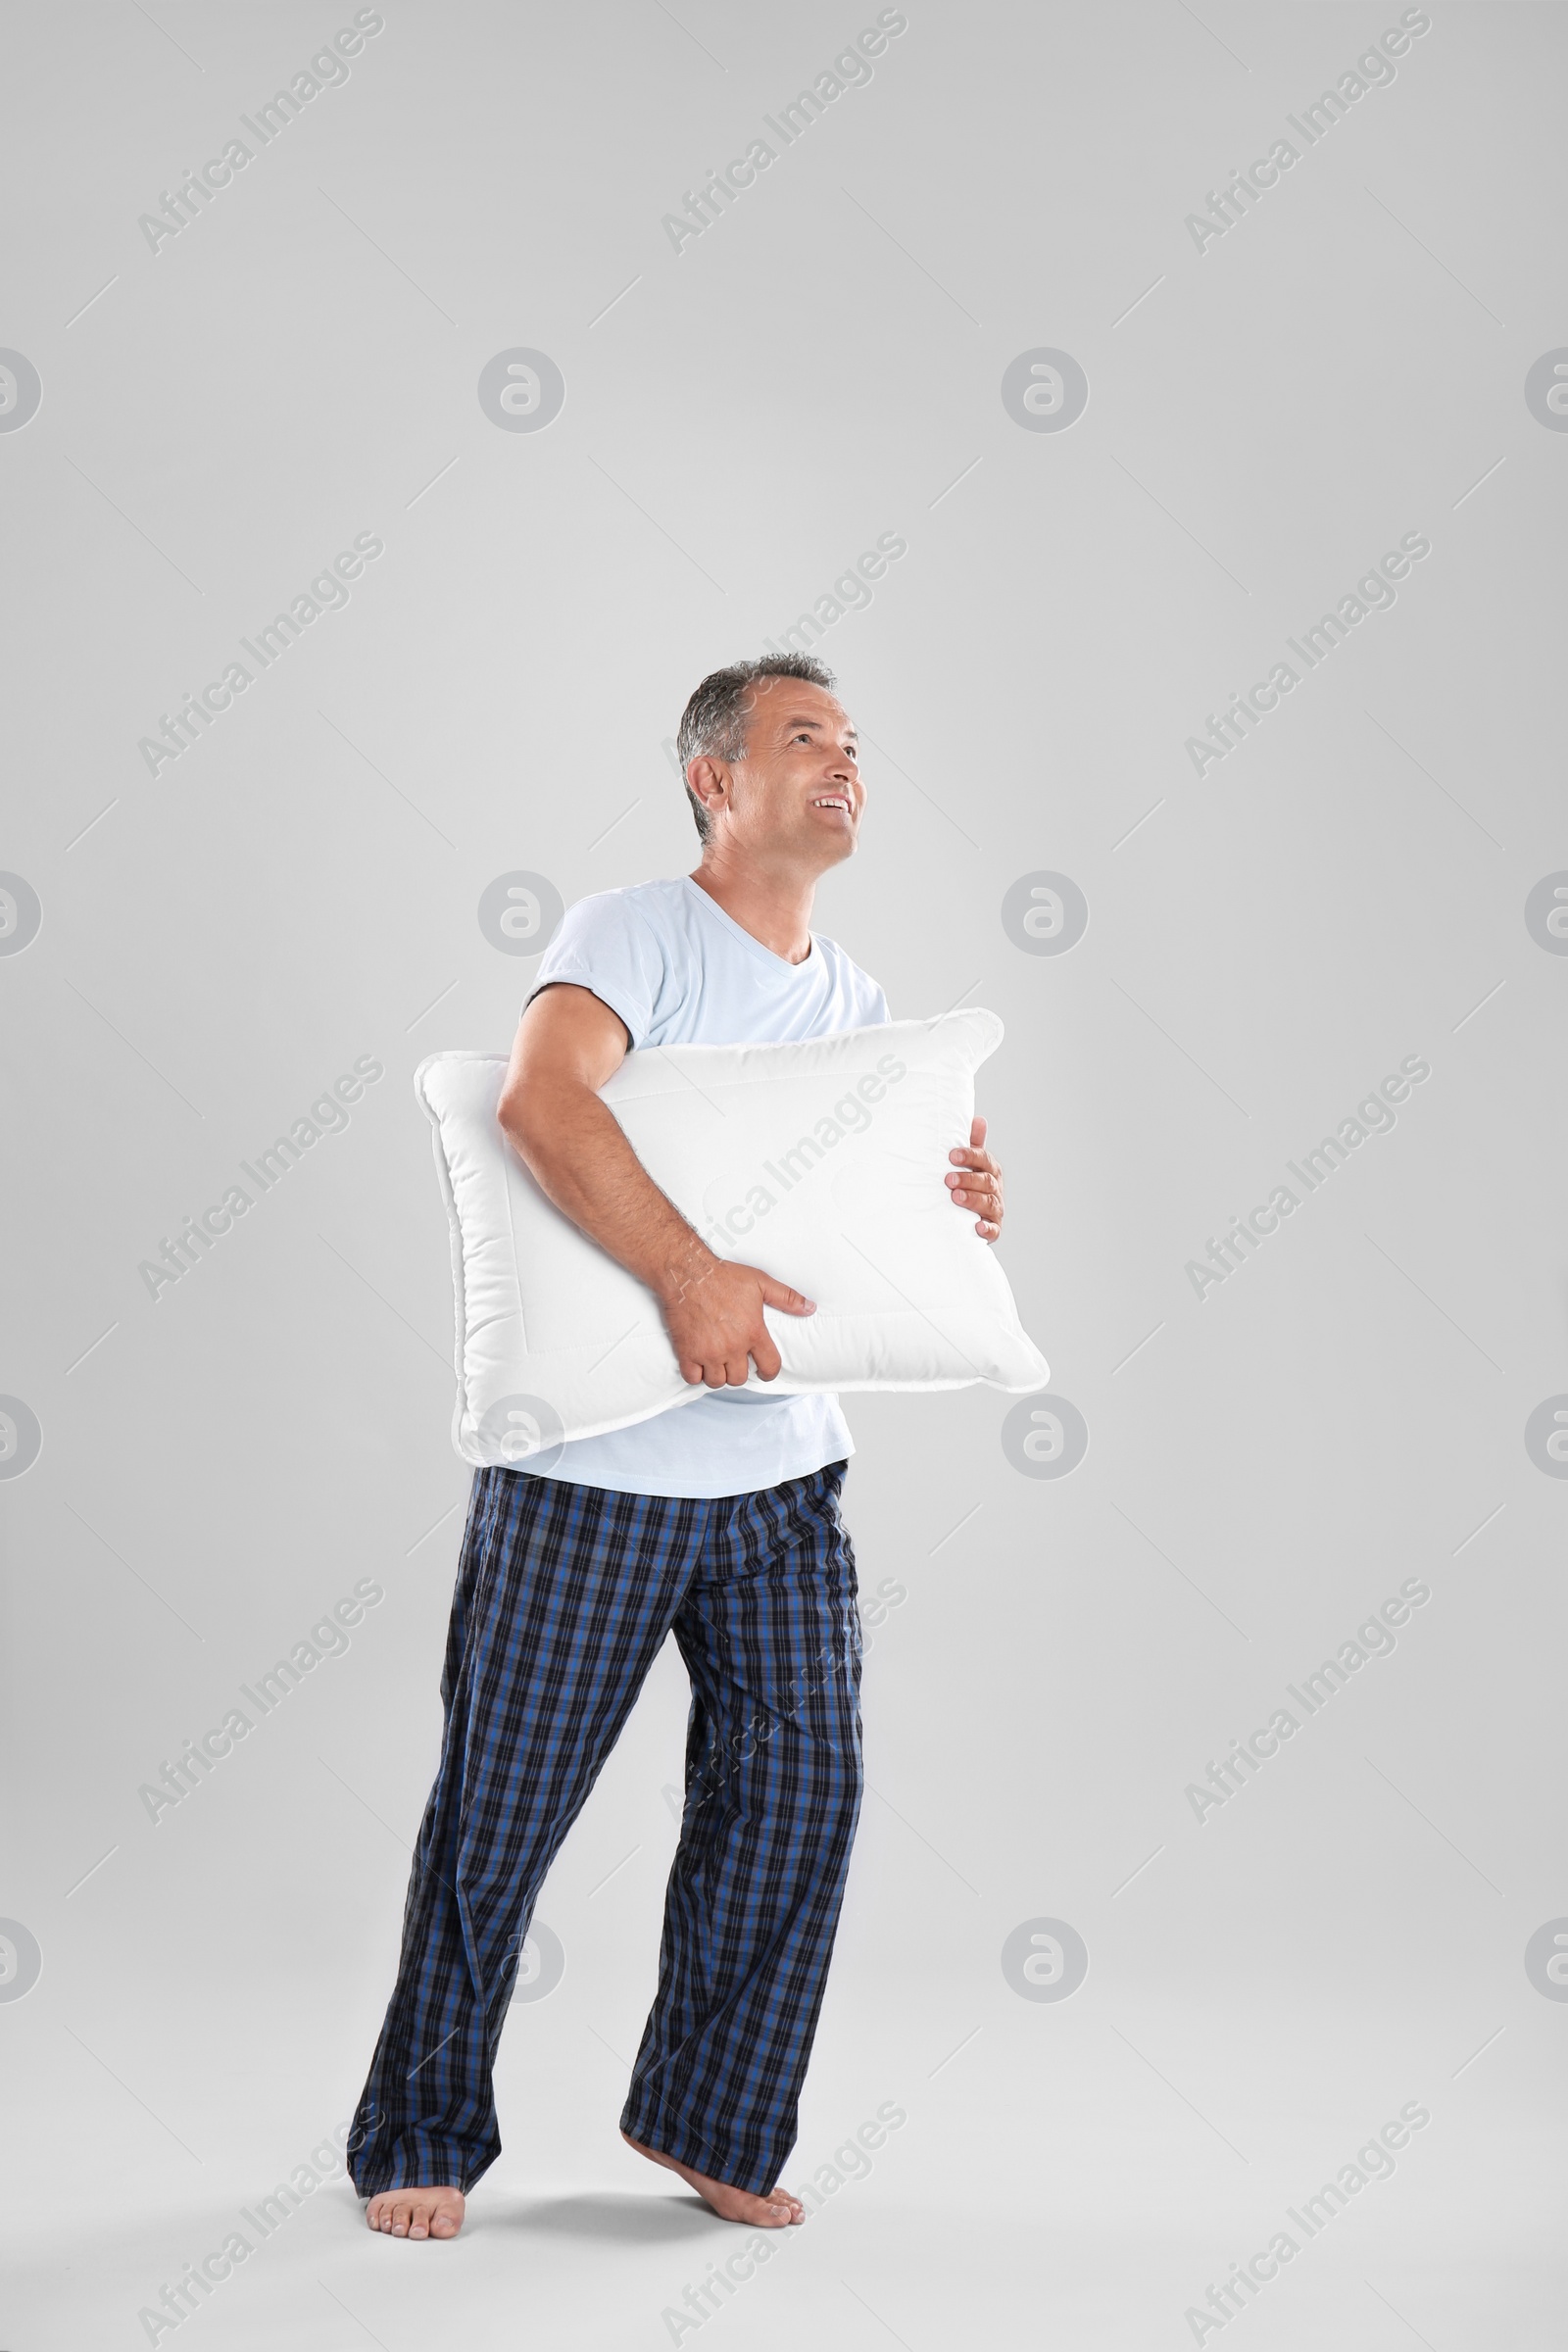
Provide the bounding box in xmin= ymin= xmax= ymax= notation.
xmin=622 ymin=2131 xmax=805 ymax=2228
xmin=365 ymin=2184 xmax=466 ymax=2240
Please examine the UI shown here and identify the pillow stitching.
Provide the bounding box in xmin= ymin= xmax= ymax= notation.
xmin=416 ymin=1065 xmax=473 ymax=1455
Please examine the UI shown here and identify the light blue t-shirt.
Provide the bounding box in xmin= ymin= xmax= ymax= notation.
xmin=517 ymin=875 xmax=891 ymax=1497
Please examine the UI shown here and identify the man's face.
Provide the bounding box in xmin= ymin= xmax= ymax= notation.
xmin=699 ymin=678 xmax=863 ymax=867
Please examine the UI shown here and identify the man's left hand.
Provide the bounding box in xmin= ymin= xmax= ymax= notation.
xmin=946 ymin=1115 xmax=1004 ymax=1243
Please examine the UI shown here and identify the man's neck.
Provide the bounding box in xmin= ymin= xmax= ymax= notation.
xmin=688 ymin=858 xmax=817 ymax=966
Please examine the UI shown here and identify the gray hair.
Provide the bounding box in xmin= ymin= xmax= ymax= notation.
xmin=675 ymin=654 xmax=837 ymax=845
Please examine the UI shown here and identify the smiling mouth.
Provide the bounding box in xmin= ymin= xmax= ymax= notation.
xmin=811 ymin=795 xmax=853 ymax=813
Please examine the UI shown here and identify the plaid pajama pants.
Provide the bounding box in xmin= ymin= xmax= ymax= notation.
xmin=347 ymin=1456 xmax=864 ymax=2199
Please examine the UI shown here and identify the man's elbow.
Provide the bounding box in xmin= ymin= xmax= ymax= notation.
xmin=498 ymin=1072 xmax=588 ymax=1192
xmin=497 ymin=1079 xmax=547 ymax=1168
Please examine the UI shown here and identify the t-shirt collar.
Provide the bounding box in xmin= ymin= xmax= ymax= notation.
xmin=681 ymin=875 xmax=818 ymax=976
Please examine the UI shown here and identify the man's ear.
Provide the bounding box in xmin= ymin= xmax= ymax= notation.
xmin=686 ymin=755 xmax=728 ymax=816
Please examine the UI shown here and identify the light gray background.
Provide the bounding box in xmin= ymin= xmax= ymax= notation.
xmin=3 ymin=3 xmax=1565 ymax=2345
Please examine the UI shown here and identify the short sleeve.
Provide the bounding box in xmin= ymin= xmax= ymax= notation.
xmin=523 ymin=891 xmax=667 ymax=1051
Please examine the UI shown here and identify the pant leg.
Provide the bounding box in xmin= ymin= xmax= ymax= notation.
xmin=348 ymin=1465 xmax=704 ymax=2197
xmin=619 ymin=1460 xmax=864 ymax=2194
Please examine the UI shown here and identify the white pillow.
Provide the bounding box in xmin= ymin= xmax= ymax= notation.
xmin=416 ymin=1008 xmax=1049 ymax=1468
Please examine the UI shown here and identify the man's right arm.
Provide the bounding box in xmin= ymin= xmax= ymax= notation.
xmin=496 ymin=983 xmax=814 ymax=1390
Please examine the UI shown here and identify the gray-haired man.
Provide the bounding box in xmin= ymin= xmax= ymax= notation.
xmin=351 ymin=656 xmax=1004 ymax=2239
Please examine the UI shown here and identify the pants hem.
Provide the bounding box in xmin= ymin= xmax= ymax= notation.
xmin=350 ymin=2147 xmax=495 ymax=2200
xmin=620 ymin=2101 xmax=785 ymax=2198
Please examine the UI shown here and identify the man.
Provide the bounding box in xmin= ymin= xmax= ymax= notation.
xmin=349 ymin=654 xmax=1004 ymax=2240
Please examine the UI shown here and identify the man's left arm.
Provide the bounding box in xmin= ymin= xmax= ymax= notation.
xmin=947 ymin=1115 xmax=1004 ymax=1243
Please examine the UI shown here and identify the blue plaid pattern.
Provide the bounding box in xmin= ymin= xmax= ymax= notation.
xmin=347 ymin=1458 xmax=863 ymax=2199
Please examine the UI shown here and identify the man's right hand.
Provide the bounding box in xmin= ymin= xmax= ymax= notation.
xmin=498 ymin=987 xmax=816 ymax=1390
xmin=661 ymin=1254 xmax=816 ymax=1389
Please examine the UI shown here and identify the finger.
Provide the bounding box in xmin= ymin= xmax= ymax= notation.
xmin=976 ymin=1218 xmax=1000 ymax=1243
xmin=760 ymin=1278 xmax=816 ymax=1315
xmin=702 ymin=1360 xmax=730 ymax=1389
xmin=970 ymin=1113 xmax=988 ymax=1150
xmin=724 ymin=1356 xmax=751 ymax=1387
xmin=752 ymin=1336 xmax=782 ymax=1381
xmin=948 ymin=1146 xmax=999 ymax=1172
